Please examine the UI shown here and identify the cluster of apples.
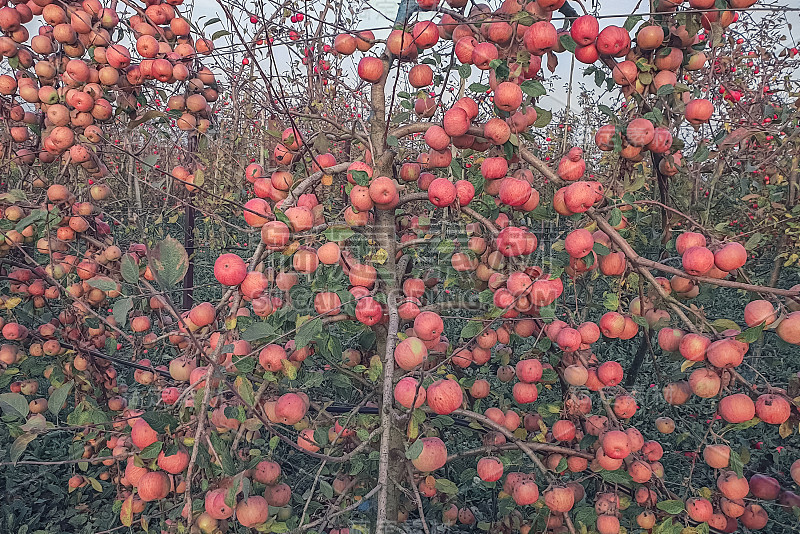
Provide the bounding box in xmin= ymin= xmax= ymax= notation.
xmin=114 ymin=411 xmax=294 ymax=529
xmin=0 ymin=0 xmax=219 ymax=187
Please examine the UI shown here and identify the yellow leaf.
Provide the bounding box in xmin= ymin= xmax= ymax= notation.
xmin=513 ymin=428 xmax=527 ymax=440
xmin=225 ymin=316 xmax=237 ymax=330
xmin=282 ymin=359 xmax=298 ymax=380
xmin=699 ymin=487 xmax=712 ymax=499
xmin=407 ymin=418 xmax=419 ymax=440
xmin=120 ymin=494 xmax=134 ymax=526
xmin=372 ymin=248 xmax=388 ymax=265
xmin=4 ymin=297 xmax=22 ymax=310
xmin=779 ymin=421 xmax=793 ymax=439
xmin=282 ymin=241 xmax=300 ymax=256
xmin=680 ymin=360 xmax=696 ymax=372
xmin=295 ymin=315 xmax=311 ymax=329
xmin=321 ymin=174 xmax=333 ymax=186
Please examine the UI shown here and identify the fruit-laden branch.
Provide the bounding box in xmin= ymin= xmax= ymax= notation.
xmin=395 ymin=193 xmax=499 ymax=235
xmin=376 ymin=209 xmax=402 ymax=534
xmin=0 ymin=452 xmax=136 ymax=467
xmin=296 ymin=485 xmax=381 ymax=532
xmin=396 ymin=192 xmax=429 ymax=206
xmin=184 ymin=362 xmax=215 ymax=529
xmin=227 ymin=383 xmax=384 ymax=463
xmin=587 ymin=208 xmax=800 ymax=298
xmin=4 ymin=247 xmax=135 ymax=346
xmin=283 ymin=162 xmax=353 ymax=206
xmin=406 ymin=464 xmax=432 ymax=534
xmin=452 ymin=409 xmax=567 ymax=478
xmin=288 ymin=113 xmax=370 ymax=146
xmin=462 ymin=206 xmax=500 ymax=236
xmin=451 ymin=409 xmax=578 ymax=534
xmin=445 ymin=442 xmax=594 ymax=463
xmin=519 ymin=146 xmax=566 ymax=186
xmin=518 ymin=138 xmax=799 ymax=298
xmin=588 ymin=211 xmax=701 ymax=333
xmin=389 ymin=122 xmax=484 ymax=140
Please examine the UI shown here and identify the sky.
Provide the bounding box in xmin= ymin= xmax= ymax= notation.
xmin=189 ymin=0 xmax=800 ymax=111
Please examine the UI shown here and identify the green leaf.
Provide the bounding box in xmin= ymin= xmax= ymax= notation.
xmin=559 ymin=33 xmax=577 ymax=53
xmin=469 ymin=83 xmax=490 ymax=93
xmin=348 ymin=170 xmax=370 ymax=186
xmin=48 ymin=381 xmax=73 ymax=416
xmin=657 ymin=84 xmax=674 ymax=96
xmin=140 ymin=411 xmax=179 ymax=434
xmin=88 ymin=277 xmax=118 ymax=292
xmin=148 ymin=235 xmax=189 ymax=289
xmin=460 ymin=320 xmax=483 ymax=339
xmin=234 ymin=376 xmax=255 ymax=406
xmin=0 ymin=189 xmax=26 ymax=203
xmin=744 ymin=233 xmax=763 ymax=251
xmin=520 ymin=80 xmax=546 ymax=99
xmin=211 ymin=29 xmax=231 ymax=40
xmin=656 ymin=500 xmax=686 ymax=515
xmin=14 ymin=209 xmax=48 ymax=232
xmin=573 ymin=506 xmax=596 ymax=529
xmin=692 ymin=143 xmax=709 ymax=163
xmin=209 ymin=432 xmax=237 ymax=475
xmin=405 ymin=439 xmax=424 ymax=460
xmin=296 ymin=317 xmax=323 ymax=348
xmin=624 ymin=14 xmax=644 ymax=31
xmin=594 ymin=68 xmax=606 ymax=88
xmin=711 ymin=318 xmax=740 ymax=331
xmin=0 ymin=392 xmax=29 ymax=419
xmin=313 ymin=427 xmax=329 ymax=447
xmin=386 ymin=135 xmax=398 ymax=147
xmin=644 ymin=108 xmax=664 ymax=125
xmin=128 ymin=110 xmax=167 ymax=131
xmin=242 ymin=321 xmax=276 ymax=342
xmin=541 ymin=368 xmax=558 ymax=382
xmin=609 ymin=208 xmax=623 ymax=227
xmin=555 ymin=457 xmax=568 ymax=473
xmin=323 ymin=225 xmax=355 ymax=242
xmin=597 ymin=104 xmax=616 ymax=119
xmin=436 ymin=239 xmax=456 ymax=255
xmin=602 ymin=292 xmax=619 ymax=311
xmin=532 ymin=107 xmax=552 ymax=128
xmin=434 ymin=478 xmax=459 ymax=495
xmin=121 ymin=254 xmax=140 ymax=284
xmin=459 ymin=64 xmax=472 ymax=79
xmin=653 ymin=517 xmax=680 ymax=534
xmin=600 ymin=469 xmax=632 ymax=484
xmin=539 ymin=303 xmax=556 ymax=319
xmin=736 ymin=322 xmax=765 ymax=343
xmin=10 ymin=432 xmax=37 ymax=463
xmin=140 ymin=441 xmax=163 ymax=460
xmin=729 ymin=448 xmax=745 ymax=478
xmin=593 ymin=243 xmax=610 ymax=256
xmin=112 ymin=298 xmax=133 ymax=326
